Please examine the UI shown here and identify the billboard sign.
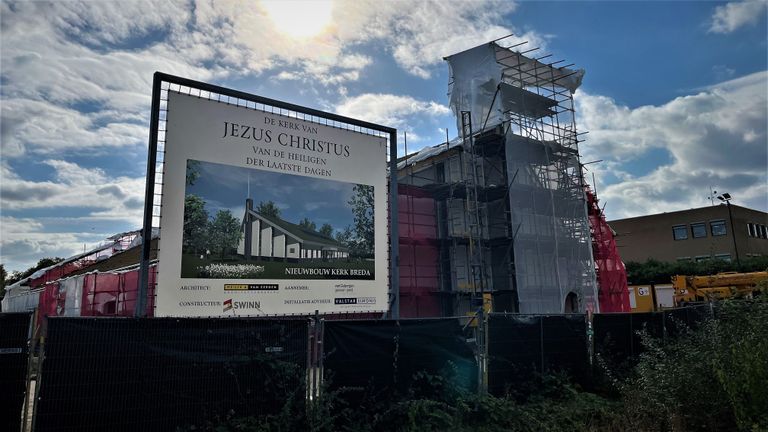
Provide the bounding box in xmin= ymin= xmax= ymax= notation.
xmin=154 ymin=90 xmax=389 ymax=316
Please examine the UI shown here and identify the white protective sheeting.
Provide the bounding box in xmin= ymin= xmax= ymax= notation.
xmin=446 ymin=42 xmax=584 ymax=135
xmin=445 ymin=41 xmax=595 ymax=314
xmin=447 ymin=44 xmax=506 ymax=133
xmin=505 ymin=132 xmax=598 ymax=313
xmin=1 ymin=285 xmax=41 ymax=312
xmin=60 ymin=276 xmax=84 ymax=316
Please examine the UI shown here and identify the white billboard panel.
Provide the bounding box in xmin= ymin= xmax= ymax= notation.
xmin=156 ymin=92 xmax=388 ymax=316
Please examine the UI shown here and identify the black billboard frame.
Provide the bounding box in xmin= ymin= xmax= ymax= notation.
xmin=138 ymin=72 xmax=400 ymax=318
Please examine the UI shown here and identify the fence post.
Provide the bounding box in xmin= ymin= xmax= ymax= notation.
xmin=29 ymin=317 xmax=47 ymax=432
xmin=306 ymin=315 xmax=315 ymax=402
xmin=307 ymin=310 xmax=322 ymax=402
xmin=317 ymin=316 xmax=325 ymax=400
xmin=21 ymin=311 xmax=37 ymax=432
xmin=539 ymin=315 xmax=545 ymax=376
xmin=477 ymin=308 xmax=488 ymax=396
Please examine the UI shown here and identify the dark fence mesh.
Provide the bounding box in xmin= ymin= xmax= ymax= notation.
xmin=488 ymin=314 xmax=588 ymax=396
xmin=594 ymin=313 xmax=641 ymax=366
xmin=0 ymin=312 xmax=32 ymax=432
xmin=35 ymin=317 xmax=308 ymax=432
xmin=541 ymin=315 xmax=590 ymax=382
xmin=664 ymin=305 xmax=713 ymax=337
xmin=323 ymin=318 xmax=477 ymax=397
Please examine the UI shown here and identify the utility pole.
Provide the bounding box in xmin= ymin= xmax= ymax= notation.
xmin=718 ymin=193 xmax=741 ymax=266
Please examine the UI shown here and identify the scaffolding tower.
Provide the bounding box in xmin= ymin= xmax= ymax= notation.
xmin=397 ymin=38 xmax=598 ymax=315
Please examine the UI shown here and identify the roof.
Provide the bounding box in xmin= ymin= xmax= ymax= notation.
xmin=608 ymin=204 xmax=766 ymax=224
xmin=246 ymin=210 xmax=345 ymax=248
xmin=6 ymin=228 xmax=160 ymax=290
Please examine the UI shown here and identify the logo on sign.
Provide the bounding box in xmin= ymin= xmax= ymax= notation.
xmin=224 ymin=283 xmax=278 ymax=291
xmin=334 ymin=297 xmax=376 ymax=305
xmin=224 ymin=298 xmax=262 ymax=312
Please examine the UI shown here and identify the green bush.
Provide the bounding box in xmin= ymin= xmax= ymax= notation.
xmin=617 ymin=298 xmax=768 ymax=431
xmin=626 ymin=255 xmax=768 ymax=285
xmin=180 ymin=299 xmax=768 ymax=431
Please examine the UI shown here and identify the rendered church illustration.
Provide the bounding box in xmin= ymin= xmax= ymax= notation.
xmin=237 ymin=199 xmax=348 ymax=261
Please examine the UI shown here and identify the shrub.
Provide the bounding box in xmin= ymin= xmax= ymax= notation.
xmin=197 ymin=263 xmax=266 ymax=278
xmin=617 ymin=298 xmax=768 ymax=431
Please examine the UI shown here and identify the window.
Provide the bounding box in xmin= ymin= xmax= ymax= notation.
xmin=710 ymin=220 xmax=727 ymax=236
xmin=714 ymin=253 xmax=732 ymax=262
xmin=676 ymin=257 xmax=692 ymax=262
xmin=289 ymin=247 xmax=296 ymax=254
xmin=748 ymin=223 xmax=755 ymax=237
xmin=435 ymin=162 xmax=445 ymax=183
xmin=691 ymin=222 xmax=707 ymax=238
xmin=672 ymin=225 xmax=688 ymax=240
xmin=695 ymin=255 xmax=711 ymax=262
xmin=761 ymin=225 xmax=768 ymax=239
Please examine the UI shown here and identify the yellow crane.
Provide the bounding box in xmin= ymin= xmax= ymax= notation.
xmin=672 ymin=271 xmax=768 ymax=305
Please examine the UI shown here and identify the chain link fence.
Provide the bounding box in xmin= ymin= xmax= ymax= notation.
xmin=12 ymin=305 xmax=714 ymax=430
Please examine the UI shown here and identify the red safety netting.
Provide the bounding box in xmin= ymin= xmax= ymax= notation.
xmin=81 ymin=273 xmax=117 ymax=316
xmin=34 ymin=265 xmax=156 ymax=321
xmin=398 ymin=184 xmax=442 ymax=318
xmin=29 ymin=261 xmax=87 ymax=288
xmin=586 ymin=188 xmax=631 ymax=313
xmin=117 ymin=267 xmax=156 ymax=317
xmin=81 ymin=268 xmax=156 ymax=317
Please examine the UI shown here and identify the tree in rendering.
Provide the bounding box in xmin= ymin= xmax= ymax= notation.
xmin=299 ymin=217 xmax=317 ymax=231
xmin=348 ymin=184 xmax=374 ymax=258
xmin=183 ymin=194 xmax=209 ymax=254
xmin=208 ymin=210 xmax=241 ymax=260
xmin=319 ymin=223 xmax=334 ymax=238
xmin=256 ymin=200 xmax=281 ymax=218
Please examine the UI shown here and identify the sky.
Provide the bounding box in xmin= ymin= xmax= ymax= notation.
xmin=1 ymin=0 xmax=767 ymax=273
xmin=187 ymin=159 xmax=357 ymax=232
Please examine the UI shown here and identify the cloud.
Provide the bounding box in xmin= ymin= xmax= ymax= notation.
xmin=1 ymin=99 xmax=148 ymax=157
xmin=0 ymin=160 xmax=145 ymax=223
xmin=0 ymin=0 xmax=546 ymax=274
xmin=0 ymin=216 xmax=110 ymax=273
xmin=576 ymin=71 xmax=768 ymax=219
xmin=336 ymin=93 xmax=450 ymax=128
xmin=328 ymin=0 xmax=542 ymax=79
xmin=0 ymin=159 xmax=146 ymax=272
xmin=708 ymin=0 xmax=767 ymax=34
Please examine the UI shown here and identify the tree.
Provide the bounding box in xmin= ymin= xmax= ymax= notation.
xmin=6 ymin=257 xmax=65 ymax=286
xmin=208 ymin=210 xmax=241 ymax=260
xmin=348 ymin=184 xmax=374 ymax=257
xmin=186 ymin=160 xmax=201 ymax=186
xmin=334 ymin=226 xmax=354 ymax=253
xmin=626 ymin=255 xmax=768 ymax=285
xmin=183 ymin=194 xmax=209 ymax=254
xmin=0 ymin=264 xmax=6 ymax=301
xmin=256 ymin=200 xmax=281 ymax=218
xmin=299 ymin=218 xmax=317 ymax=232
xmin=319 ymin=223 xmax=334 ymax=238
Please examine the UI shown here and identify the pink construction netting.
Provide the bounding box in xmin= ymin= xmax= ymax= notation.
xmin=586 ymin=188 xmax=631 ymax=313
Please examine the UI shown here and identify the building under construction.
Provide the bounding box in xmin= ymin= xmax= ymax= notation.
xmin=398 ymin=40 xmax=612 ymax=316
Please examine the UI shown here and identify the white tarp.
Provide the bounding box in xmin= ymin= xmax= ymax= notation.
xmin=1 ymin=285 xmax=41 ymax=313
xmin=446 ymin=42 xmax=584 ymax=134
xmin=60 ymin=276 xmax=84 ymax=316
xmin=505 ymin=132 xmax=598 ymax=313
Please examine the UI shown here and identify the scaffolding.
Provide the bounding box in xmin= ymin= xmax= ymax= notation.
xmin=398 ymin=39 xmax=598 ymax=315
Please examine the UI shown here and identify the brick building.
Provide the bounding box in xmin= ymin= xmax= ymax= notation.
xmin=609 ymin=204 xmax=768 ymax=264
